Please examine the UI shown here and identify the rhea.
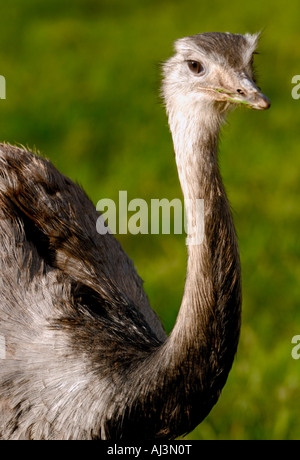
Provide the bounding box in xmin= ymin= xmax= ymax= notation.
xmin=0 ymin=32 xmax=269 ymax=440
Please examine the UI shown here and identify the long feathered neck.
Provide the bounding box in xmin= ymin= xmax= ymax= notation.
xmin=142 ymin=101 xmax=241 ymax=437
xmin=109 ymin=101 xmax=242 ymax=440
xmin=164 ymin=100 xmax=241 ymax=432
xmin=167 ymin=100 xmax=241 ymax=349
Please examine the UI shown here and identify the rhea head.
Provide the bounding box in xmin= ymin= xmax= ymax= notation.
xmin=162 ymin=32 xmax=270 ymax=117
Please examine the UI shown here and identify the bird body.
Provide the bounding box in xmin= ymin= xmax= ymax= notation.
xmin=0 ymin=32 xmax=269 ymax=440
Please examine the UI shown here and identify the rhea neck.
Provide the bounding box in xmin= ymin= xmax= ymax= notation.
xmin=167 ymin=97 xmax=224 ymax=197
xmin=166 ymin=96 xmax=231 ymax=305
xmin=162 ymin=95 xmax=241 ymax=403
xmin=117 ymin=96 xmax=242 ymax=439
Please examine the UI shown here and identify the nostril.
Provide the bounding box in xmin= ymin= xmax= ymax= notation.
xmin=237 ymin=89 xmax=245 ymax=95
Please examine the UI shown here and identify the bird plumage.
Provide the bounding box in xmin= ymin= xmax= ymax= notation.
xmin=0 ymin=32 xmax=269 ymax=440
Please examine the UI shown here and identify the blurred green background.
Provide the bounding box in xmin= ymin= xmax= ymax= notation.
xmin=0 ymin=0 xmax=299 ymax=440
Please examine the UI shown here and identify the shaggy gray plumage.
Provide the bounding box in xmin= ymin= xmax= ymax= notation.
xmin=0 ymin=32 xmax=269 ymax=440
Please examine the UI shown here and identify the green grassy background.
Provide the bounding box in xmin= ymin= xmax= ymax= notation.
xmin=0 ymin=0 xmax=299 ymax=440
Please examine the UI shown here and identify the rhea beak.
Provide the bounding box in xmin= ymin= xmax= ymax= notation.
xmin=213 ymin=76 xmax=270 ymax=111
xmin=233 ymin=77 xmax=270 ymax=111
xmin=235 ymin=87 xmax=270 ymax=110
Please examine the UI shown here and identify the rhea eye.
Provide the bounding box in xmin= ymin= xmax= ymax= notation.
xmin=186 ymin=60 xmax=205 ymax=75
